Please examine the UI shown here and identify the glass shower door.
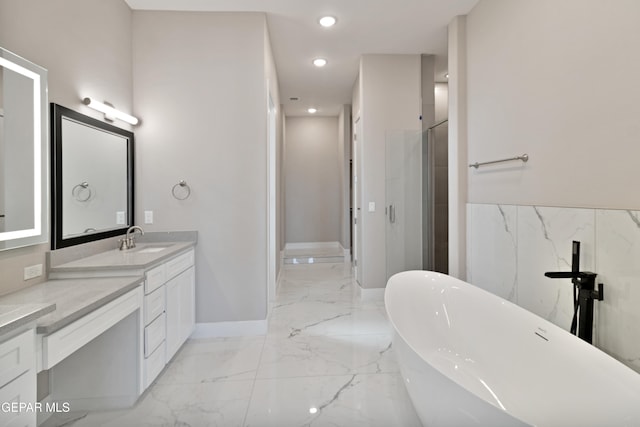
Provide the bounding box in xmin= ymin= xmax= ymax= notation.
xmin=385 ymin=130 xmax=423 ymax=281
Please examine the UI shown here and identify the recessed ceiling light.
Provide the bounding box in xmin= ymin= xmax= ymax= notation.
xmin=445 ymin=73 xmax=449 ymax=79
xmin=319 ymin=16 xmax=336 ymax=27
xmin=313 ymin=58 xmax=327 ymax=67
xmin=307 ymin=108 xmax=317 ymax=114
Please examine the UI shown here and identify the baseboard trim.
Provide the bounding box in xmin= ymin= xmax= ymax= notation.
xmin=192 ymin=320 xmax=268 ymax=338
xmin=360 ymin=287 xmax=385 ymax=301
xmin=285 ymin=241 xmax=341 ymax=250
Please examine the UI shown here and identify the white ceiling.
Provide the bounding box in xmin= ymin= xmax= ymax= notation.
xmin=125 ymin=0 xmax=478 ymax=116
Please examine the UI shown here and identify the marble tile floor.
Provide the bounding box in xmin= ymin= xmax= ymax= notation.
xmin=51 ymin=262 xmax=421 ymax=427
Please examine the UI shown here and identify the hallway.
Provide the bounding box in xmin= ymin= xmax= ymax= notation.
xmin=60 ymin=262 xmax=421 ymax=426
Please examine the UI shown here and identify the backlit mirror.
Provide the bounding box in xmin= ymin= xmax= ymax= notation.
xmin=0 ymin=47 xmax=48 ymax=251
xmin=51 ymin=104 xmax=134 ymax=249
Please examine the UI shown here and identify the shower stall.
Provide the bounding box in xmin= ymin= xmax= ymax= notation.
xmin=385 ymin=119 xmax=448 ymax=281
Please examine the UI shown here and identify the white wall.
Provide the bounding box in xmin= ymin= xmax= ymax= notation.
xmin=465 ymin=0 xmax=640 ymax=209
xmin=285 ymin=116 xmax=341 ymax=244
xmin=133 ymin=11 xmax=277 ymax=323
xmin=0 ymin=0 xmax=133 ymax=128
xmin=357 ymin=54 xmax=422 ymax=289
xmin=0 ymin=0 xmax=133 ymax=296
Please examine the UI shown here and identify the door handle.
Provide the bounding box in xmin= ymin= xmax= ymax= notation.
xmin=389 ymin=204 xmax=396 ymax=224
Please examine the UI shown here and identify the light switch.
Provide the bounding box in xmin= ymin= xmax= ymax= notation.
xmin=144 ymin=210 xmax=154 ymax=224
xmin=116 ymin=211 xmax=125 ymax=225
xmin=368 ymin=202 xmax=376 ymax=212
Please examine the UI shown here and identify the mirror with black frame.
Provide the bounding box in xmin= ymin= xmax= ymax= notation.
xmin=0 ymin=47 xmax=48 ymax=251
xmin=50 ymin=103 xmax=134 ymax=249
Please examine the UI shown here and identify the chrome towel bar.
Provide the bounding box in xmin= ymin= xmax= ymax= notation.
xmin=469 ymin=153 xmax=529 ymax=169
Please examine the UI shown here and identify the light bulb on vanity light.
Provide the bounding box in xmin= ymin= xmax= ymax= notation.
xmin=82 ymin=97 xmax=139 ymax=125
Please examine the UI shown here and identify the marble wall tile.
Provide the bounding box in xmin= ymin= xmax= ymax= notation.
xmin=468 ymin=203 xmax=640 ymax=374
xmin=595 ymin=209 xmax=640 ymax=372
xmin=516 ymin=206 xmax=595 ymax=331
xmin=467 ymin=204 xmax=518 ymax=301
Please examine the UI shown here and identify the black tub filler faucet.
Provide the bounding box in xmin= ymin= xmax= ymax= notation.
xmin=544 ymin=241 xmax=604 ymax=344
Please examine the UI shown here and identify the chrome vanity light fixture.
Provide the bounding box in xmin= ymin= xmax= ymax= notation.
xmin=82 ymin=97 xmax=139 ymax=125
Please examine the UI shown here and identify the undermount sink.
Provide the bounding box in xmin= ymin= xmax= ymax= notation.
xmin=132 ymin=245 xmax=169 ymax=254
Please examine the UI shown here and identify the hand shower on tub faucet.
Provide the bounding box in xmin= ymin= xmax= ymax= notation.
xmin=119 ymin=225 xmax=144 ymax=250
xmin=544 ymin=241 xmax=603 ymax=344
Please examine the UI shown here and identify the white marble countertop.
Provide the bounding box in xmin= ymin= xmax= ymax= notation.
xmin=50 ymin=241 xmax=195 ymax=273
xmin=0 ymin=303 xmax=56 ymax=336
xmin=0 ymin=276 xmax=143 ymax=334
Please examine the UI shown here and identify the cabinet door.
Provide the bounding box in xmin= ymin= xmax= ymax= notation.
xmin=0 ymin=371 xmax=36 ymax=427
xmin=165 ymin=277 xmax=181 ymax=363
xmin=179 ymin=267 xmax=195 ymax=343
xmin=0 ymin=329 xmax=33 ymax=388
xmin=165 ymin=266 xmax=196 ymax=363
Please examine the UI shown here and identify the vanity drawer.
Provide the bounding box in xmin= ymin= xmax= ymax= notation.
xmin=144 ymin=286 xmax=165 ymax=326
xmin=42 ymin=288 xmax=141 ymax=370
xmin=145 ymin=263 xmax=166 ymax=294
xmin=165 ymin=249 xmax=194 ymax=280
xmin=0 ymin=329 xmax=34 ymax=388
xmin=144 ymin=313 xmax=166 ymax=357
xmin=144 ymin=341 xmax=165 ymax=389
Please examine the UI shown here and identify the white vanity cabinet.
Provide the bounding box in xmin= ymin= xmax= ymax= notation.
xmin=47 ymin=240 xmax=197 ymax=395
xmin=0 ymin=329 xmax=36 ymax=427
xmin=142 ymin=249 xmax=195 ymax=388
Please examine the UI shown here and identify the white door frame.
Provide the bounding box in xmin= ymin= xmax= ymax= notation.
xmin=353 ymin=116 xmax=363 ymax=286
xmin=267 ymin=90 xmax=277 ymax=306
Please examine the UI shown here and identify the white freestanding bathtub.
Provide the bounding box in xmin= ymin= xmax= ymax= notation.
xmin=385 ymin=271 xmax=640 ymax=427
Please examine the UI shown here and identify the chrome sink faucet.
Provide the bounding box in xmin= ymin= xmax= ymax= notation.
xmin=119 ymin=225 xmax=145 ymax=250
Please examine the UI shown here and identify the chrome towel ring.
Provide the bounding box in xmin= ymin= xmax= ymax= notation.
xmin=72 ymin=182 xmax=92 ymax=202
xmin=172 ymin=180 xmax=191 ymax=200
